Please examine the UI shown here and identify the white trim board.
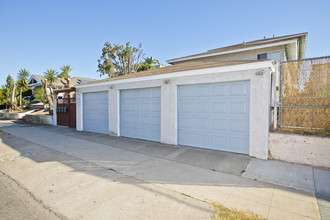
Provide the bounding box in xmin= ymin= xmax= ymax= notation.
xmin=76 ymin=61 xmax=274 ymax=89
xmin=167 ymin=39 xmax=297 ymax=63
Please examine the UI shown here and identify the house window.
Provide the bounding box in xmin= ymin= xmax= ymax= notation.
xmin=257 ymin=53 xmax=267 ymax=60
xmin=29 ymin=78 xmax=37 ymax=84
xmin=257 ymin=51 xmax=281 ymax=61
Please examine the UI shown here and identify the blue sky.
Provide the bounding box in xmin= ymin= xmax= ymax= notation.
xmin=1 ymin=0 xmax=329 ymax=85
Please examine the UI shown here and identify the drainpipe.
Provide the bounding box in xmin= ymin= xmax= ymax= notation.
xmin=273 ymin=62 xmax=280 ymax=129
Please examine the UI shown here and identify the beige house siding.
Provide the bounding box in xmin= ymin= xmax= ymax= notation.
xmin=174 ymin=45 xmax=286 ymax=63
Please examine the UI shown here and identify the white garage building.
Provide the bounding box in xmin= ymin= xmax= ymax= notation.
xmin=75 ymin=60 xmax=274 ymax=159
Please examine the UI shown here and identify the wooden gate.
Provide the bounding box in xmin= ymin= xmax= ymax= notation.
xmin=57 ymin=98 xmax=76 ymax=127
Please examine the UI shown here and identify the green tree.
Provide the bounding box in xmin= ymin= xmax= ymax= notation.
xmin=4 ymin=74 xmax=17 ymax=111
xmin=97 ymin=42 xmax=144 ymax=77
xmin=44 ymin=69 xmax=58 ymax=88
xmin=42 ymin=69 xmax=58 ymax=112
xmin=137 ymin=56 xmax=161 ymax=72
xmin=58 ymin=65 xmax=72 ymax=79
xmin=17 ymin=69 xmax=30 ymax=107
xmin=1 ymin=75 xmax=14 ymax=109
xmin=0 ymin=86 xmax=11 ymax=109
xmin=33 ymin=86 xmax=46 ymax=103
xmin=58 ymin=65 xmax=72 ymax=87
xmin=5 ymin=74 xmax=14 ymax=88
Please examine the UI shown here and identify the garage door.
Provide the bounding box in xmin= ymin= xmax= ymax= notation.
xmin=120 ymin=87 xmax=161 ymax=142
xmin=178 ymin=81 xmax=250 ymax=154
xmin=83 ymin=91 xmax=109 ymax=134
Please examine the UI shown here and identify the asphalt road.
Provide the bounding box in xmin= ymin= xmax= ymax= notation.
xmin=0 ymin=172 xmax=60 ymax=220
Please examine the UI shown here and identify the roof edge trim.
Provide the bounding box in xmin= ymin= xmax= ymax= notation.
xmin=76 ymin=61 xmax=274 ymax=89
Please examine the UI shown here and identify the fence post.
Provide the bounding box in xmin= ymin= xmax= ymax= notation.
xmin=53 ymin=98 xmax=57 ymax=126
xmin=273 ymin=62 xmax=280 ymax=129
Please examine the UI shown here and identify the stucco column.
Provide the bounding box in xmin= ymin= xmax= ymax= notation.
xmin=53 ymin=98 xmax=57 ymax=126
xmin=161 ymin=80 xmax=177 ymax=145
xmin=76 ymin=91 xmax=83 ymax=131
xmin=249 ymin=68 xmax=272 ymax=159
xmin=108 ymin=87 xmax=119 ymax=136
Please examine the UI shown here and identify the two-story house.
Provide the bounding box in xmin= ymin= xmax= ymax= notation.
xmin=167 ymin=32 xmax=307 ymax=64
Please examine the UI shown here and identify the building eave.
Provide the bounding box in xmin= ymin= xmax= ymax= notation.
xmin=76 ymin=60 xmax=274 ymax=89
xmin=167 ymin=39 xmax=297 ymax=64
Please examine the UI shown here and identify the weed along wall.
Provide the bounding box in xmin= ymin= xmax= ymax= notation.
xmin=75 ymin=61 xmax=274 ymax=159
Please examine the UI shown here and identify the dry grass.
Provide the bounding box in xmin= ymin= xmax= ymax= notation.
xmin=211 ymin=203 xmax=263 ymax=220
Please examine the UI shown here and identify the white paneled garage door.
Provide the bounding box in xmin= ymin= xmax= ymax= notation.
xmin=83 ymin=91 xmax=109 ymax=134
xmin=178 ymin=81 xmax=250 ymax=154
xmin=120 ymin=87 xmax=161 ymax=142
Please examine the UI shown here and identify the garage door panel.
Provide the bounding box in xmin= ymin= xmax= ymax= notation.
xmin=178 ymin=81 xmax=250 ymax=154
xmin=230 ymin=102 xmax=248 ymax=114
xmin=212 ymin=102 xmax=227 ymax=113
xmin=196 ymin=84 xmax=209 ymax=96
xmin=152 ymin=115 xmax=161 ymax=126
xmin=140 ymin=127 xmax=160 ymax=141
xmin=121 ymin=113 xmax=139 ymax=124
xmin=196 ymin=133 xmax=210 ymax=146
xmin=152 ymin=102 xmax=161 ymax=112
xmin=140 ymin=114 xmax=160 ymax=126
xmin=179 ymin=131 xmax=196 ymax=146
xmin=120 ymin=87 xmax=161 ymax=142
xmin=179 ymin=117 xmax=195 ymax=128
xmin=196 ymin=118 xmax=210 ymax=130
xmin=180 ymin=86 xmax=195 ymax=97
xmin=212 ymin=119 xmax=227 ymax=131
xmin=211 ymin=135 xmax=227 ymax=148
xmin=229 ymin=119 xmax=248 ymax=132
xmin=179 ymin=102 xmax=194 ymax=113
xmin=83 ymin=91 xmax=109 ymax=134
xmin=229 ymin=137 xmax=248 ymax=153
xmin=230 ymin=83 xmax=249 ymax=96
xmin=196 ymin=102 xmax=209 ymax=113
xmin=212 ymin=84 xmax=227 ymax=96
xmin=141 ymin=101 xmax=160 ymax=112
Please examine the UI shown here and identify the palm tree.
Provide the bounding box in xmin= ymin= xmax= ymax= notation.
xmin=58 ymin=65 xmax=72 ymax=87
xmin=137 ymin=56 xmax=160 ymax=72
xmin=58 ymin=65 xmax=72 ymax=79
xmin=44 ymin=69 xmax=58 ymax=88
xmin=17 ymin=69 xmax=30 ymax=107
xmin=42 ymin=69 xmax=58 ymax=113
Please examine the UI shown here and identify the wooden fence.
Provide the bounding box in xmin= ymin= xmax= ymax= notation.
xmin=279 ymin=57 xmax=329 ymax=132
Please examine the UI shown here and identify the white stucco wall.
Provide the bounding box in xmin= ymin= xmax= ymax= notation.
xmin=76 ymin=61 xmax=273 ymax=159
xmin=269 ymin=132 xmax=330 ymax=168
xmin=173 ymin=45 xmax=286 ymax=63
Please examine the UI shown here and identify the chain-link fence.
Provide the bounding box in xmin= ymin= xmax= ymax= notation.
xmin=279 ymin=56 xmax=330 ymax=131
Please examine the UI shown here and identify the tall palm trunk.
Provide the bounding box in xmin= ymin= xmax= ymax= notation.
xmin=19 ymin=87 xmax=22 ymax=107
xmin=42 ymin=79 xmax=54 ymax=113
xmin=10 ymin=84 xmax=16 ymax=112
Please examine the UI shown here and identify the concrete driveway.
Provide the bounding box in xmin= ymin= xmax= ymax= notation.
xmin=0 ymin=120 xmax=328 ymax=219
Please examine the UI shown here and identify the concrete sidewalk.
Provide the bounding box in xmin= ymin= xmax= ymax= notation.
xmin=0 ymin=120 xmax=328 ymax=219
